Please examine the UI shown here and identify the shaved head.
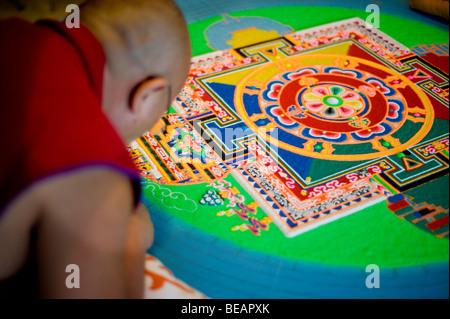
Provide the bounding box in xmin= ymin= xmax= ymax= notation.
xmin=81 ymin=0 xmax=190 ymax=79
xmin=79 ymin=0 xmax=192 ymax=143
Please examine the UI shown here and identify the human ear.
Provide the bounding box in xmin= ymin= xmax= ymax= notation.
xmin=129 ymin=77 xmax=170 ymax=116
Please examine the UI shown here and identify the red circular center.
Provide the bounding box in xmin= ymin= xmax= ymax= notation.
xmin=277 ymin=74 xmax=389 ymax=133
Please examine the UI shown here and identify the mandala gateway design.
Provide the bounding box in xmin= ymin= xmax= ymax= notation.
xmin=130 ymin=18 xmax=448 ymax=239
xmin=236 ymin=54 xmax=435 ymax=161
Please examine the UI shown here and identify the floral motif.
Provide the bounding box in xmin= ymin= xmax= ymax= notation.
xmin=366 ymin=78 xmax=396 ymax=96
xmin=323 ymin=67 xmax=363 ymax=79
xmin=355 ymin=125 xmax=385 ymax=138
xmin=281 ymin=67 xmax=318 ymax=81
xmin=262 ymin=81 xmax=284 ymax=102
xmin=351 ymin=123 xmax=393 ymax=141
xmin=386 ymin=99 xmax=405 ymax=122
xmin=303 ymin=85 xmax=363 ymax=118
xmin=265 ymin=105 xmax=300 ymax=129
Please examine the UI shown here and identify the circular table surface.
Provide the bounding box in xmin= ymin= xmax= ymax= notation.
xmin=147 ymin=3 xmax=449 ymax=299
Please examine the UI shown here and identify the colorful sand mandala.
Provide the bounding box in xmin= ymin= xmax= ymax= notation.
xmin=129 ymin=17 xmax=448 ymax=239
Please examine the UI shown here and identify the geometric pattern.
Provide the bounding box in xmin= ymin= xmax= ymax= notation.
xmin=411 ymin=43 xmax=449 ymax=57
xmin=387 ymin=193 xmax=449 ymax=238
xmin=130 ymin=18 xmax=449 ymax=238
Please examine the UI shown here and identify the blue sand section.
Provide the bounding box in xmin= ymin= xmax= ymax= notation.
xmin=205 ymin=82 xmax=270 ymax=118
xmin=145 ymin=198 xmax=449 ymax=299
xmin=206 ymin=82 xmax=237 ymax=112
xmin=272 ymin=146 xmax=314 ymax=180
xmin=206 ymin=82 xmax=265 ymax=117
xmin=203 ymin=82 xmax=315 ymax=178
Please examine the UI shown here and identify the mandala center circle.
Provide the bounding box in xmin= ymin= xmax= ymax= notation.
xmin=322 ymin=95 xmax=343 ymax=107
xmin=235 ymin=54 xmax=434 ymax=161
